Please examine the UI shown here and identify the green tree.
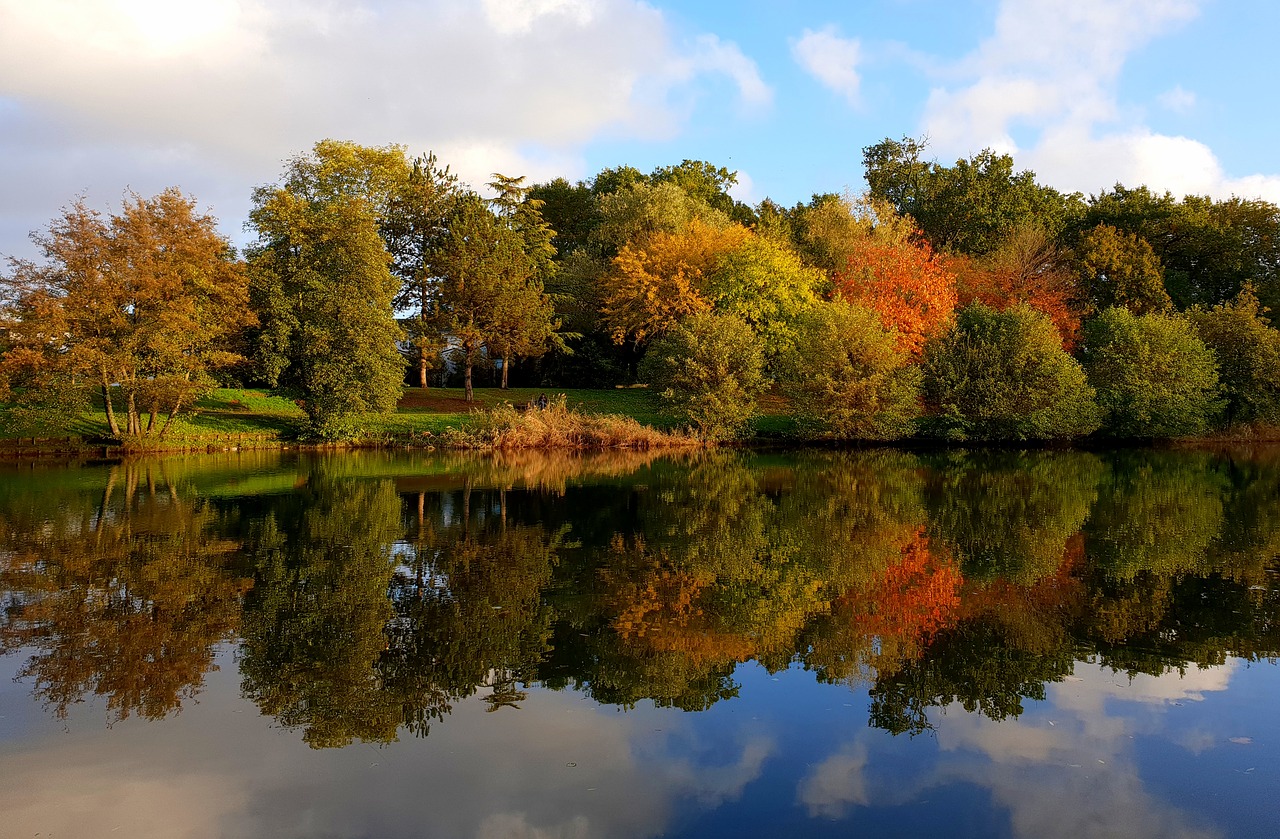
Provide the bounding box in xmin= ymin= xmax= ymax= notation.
xmin=921 ymin=303 xmax=1101 ymax=441
xmin=778 ymin=300 xmax=921 ymax=440
xmin=650 ymin=159 xmax=755 ymax=224
xmin=248 ymin=190 xmax=405 ymax=438
xmin=639 ymin=312 xmax=766 ymax=439
xmin=1189 ymin=285 xmax=1280 ymax=427
xmin=1073 ymin=223 xmax=1172 ymax=315
xmin=862 ymin=137 xmax=1081 ymax=255
xmin=1 ymin=190 xmax=251 ymax=438
xmin=435 ymin=195 xmax=560 ymax=400
xmin=1081 ymin=307 xmax=1220 ymax=438
xmin=1080 ymin=185 xmax=1280 ymax=310
xmin=384 ymin=152 xmax=462 ymax=389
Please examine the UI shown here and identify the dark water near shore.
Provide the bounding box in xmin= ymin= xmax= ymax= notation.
xmin=1 ymin=447 xmax=1278 ymax=838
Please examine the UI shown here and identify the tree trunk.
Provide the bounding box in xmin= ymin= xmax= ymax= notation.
xmin=146 ymin=401 xmax=159 ymax=434
xmin=158 ymin=397 xmax=183 ymax=439
xmin=418 ymin=305 xmax=431 ymax=389
xmin=464 ymin=346 xmax=474 ymax=402
xmin=127 ymin=391 xmax=140 ymax=435
xmin=101 ymin=374 xmax=121 ymax=437
xmin=501 ymin=355 xmax=509 ymax=389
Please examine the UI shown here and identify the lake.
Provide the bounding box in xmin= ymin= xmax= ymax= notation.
xmin=1 ymin=447 xmax=1277 ymax=838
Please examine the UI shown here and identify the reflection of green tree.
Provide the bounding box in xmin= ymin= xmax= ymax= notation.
xmin=1084 ymin=573 xmax=1280 ymax=678
xmin=383 ymin=486 xmax=562 ymax=736
xmin=868 ymin=620 xmax=1076 ymax=735
xmin=238 ymin=475 xmax=403 ymax=748
xmin=1207 ymin=448 xmax=1280 ymax=583
xmin=0 ymin=461 xmax=248 ymax=722
xmin=1085 ymin=451 xmax=1226 ymax=580
xmin=925 ymin=451 xmax=1103 ymax=584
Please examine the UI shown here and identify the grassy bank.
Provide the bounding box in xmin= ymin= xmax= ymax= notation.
xmin=1 ymin=386 xmax=732 ymax=451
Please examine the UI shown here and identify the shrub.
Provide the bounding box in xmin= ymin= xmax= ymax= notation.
xmin=1189 ymin=285 xmax=1280 ymax=428
xmin=921 ymin=303 xmax=1100 ymax=441
xmin=639 ymin=312 xmax=766 ymax=440
xmin=778 ymin=301 xmax=920 ymax=440
xmin=1081 ymin=307 xmax=1219 ymax=438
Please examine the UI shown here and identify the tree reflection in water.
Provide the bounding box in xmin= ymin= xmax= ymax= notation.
xmin=0 ymin=459 xmax=250 ymax=722
xmin=1 ymin=446 xmax=1278 ymax=745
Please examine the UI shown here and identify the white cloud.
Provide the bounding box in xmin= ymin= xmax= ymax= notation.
xmin=792 ymin=26 xmax=862 ymax=106
xmin=0 ymin=0 xmax=768 ymax=257
xmin=728 ymin=170 xmax=756 ymax=203
xmin=1158 ymin=85 xmax=1197 ymax=114
xmin=915 ymin=0 xmax=1280 ymax=203
xmin=673 ymin=34 xmax=774 ymax=110
xmin=796 ymin=743 xmax=869 ymax=818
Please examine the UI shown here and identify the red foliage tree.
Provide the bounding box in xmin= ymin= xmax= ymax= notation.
xmin=946 ymin=226 xmax=1083 ymax=348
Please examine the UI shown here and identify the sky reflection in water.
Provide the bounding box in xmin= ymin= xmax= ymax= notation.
xmin=0 ymin=447 xmax=1277 ymax=838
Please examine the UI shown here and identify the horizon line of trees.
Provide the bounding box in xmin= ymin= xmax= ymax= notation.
xmin=3 ymin=136 xmax=1280 ymax=440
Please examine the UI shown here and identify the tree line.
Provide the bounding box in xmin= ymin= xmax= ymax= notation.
xmin=3 ymin=136 xmax=1280 ymax=440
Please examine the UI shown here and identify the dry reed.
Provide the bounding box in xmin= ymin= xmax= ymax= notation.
xmin=447 ymin=395 xmax=703 ymax=451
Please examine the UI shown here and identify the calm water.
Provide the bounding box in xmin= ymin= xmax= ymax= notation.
xmin=1 ymin=447 xmax=1278 ymax=838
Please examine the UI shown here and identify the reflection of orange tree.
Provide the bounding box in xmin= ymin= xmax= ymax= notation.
xmin=592 ymin=451 xmax=935 ymax=706
xmin=865 ymin=530 xmax=1085 ymax=735
xmin=804 ymin=529 xmax=962 ymax=685
xmin=593 ymin=532 xmax=802 ymax=710
xmin=607 ymin=536 xmax=758 ymax=668
xmin=0 ymin=462 xmax=249 ymax=722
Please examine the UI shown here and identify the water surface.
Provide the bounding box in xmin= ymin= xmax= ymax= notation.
xmin=1 ymin=447 xmax=1278 ymax=838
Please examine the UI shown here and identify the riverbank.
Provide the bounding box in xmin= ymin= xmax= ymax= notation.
xmin=0 ymin=387 xmax=720 ymax=455
xmin=2 ymin=385 xmax=1276 ymax=457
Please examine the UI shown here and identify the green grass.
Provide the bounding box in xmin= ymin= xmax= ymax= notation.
xmin=0 ymin=385 xmax=795 ymax=446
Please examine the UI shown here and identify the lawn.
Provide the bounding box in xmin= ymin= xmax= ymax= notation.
xmin=0 ymin=385 xmax=794 ymax=444
xmin=1 ymin=387 xmax=672 ymax=441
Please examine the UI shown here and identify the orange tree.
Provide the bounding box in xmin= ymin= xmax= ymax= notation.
xmin=833 ymin=226 xmax=957 ymax=356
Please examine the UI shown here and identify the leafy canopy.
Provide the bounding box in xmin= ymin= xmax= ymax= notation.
xmin=921 ymin=303 xmax=1101 ymax=441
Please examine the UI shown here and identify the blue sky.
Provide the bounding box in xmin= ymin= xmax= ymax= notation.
xmin=1 ymin=0 xmax=1276 ymax=259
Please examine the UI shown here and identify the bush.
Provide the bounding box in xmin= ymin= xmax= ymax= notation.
xmin=921 ymin=303 xmax=1101 ymax=441
xmin=639 ymin=313 xmax=766 ymax=440
xmin=1189 ymin=285 xmax=1280 ymax=428
xmin=778 ymin=301 xmax=920 ymax=440
xmin=1081 ymin=307 xmax=1220 ymax=438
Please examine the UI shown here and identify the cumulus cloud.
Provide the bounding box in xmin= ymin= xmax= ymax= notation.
xmin=916 ymin=0 xmax=1280 ymax=203
xmin=0 ymin=0 xmax=769 ymax=256
xmin=792 ymin=26 xmax=862 ymax=106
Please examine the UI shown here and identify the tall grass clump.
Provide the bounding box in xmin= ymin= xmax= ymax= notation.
xmin=455 ymin=395 xmax=702 ymax=450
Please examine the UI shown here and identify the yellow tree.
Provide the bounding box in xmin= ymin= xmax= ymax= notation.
xmin=599 ymin=218 xmax=749 ymax=346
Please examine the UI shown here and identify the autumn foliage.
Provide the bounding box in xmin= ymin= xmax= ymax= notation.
xmin=837 ymin=530 xmax=962 ymax=653
xmin=599 ymin=219 xmax=749 ymax=344
xmin=834 ymin=234 xmax=958 ymax=356
xmin=946 ymin=226 xmax=1082 ymax=348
